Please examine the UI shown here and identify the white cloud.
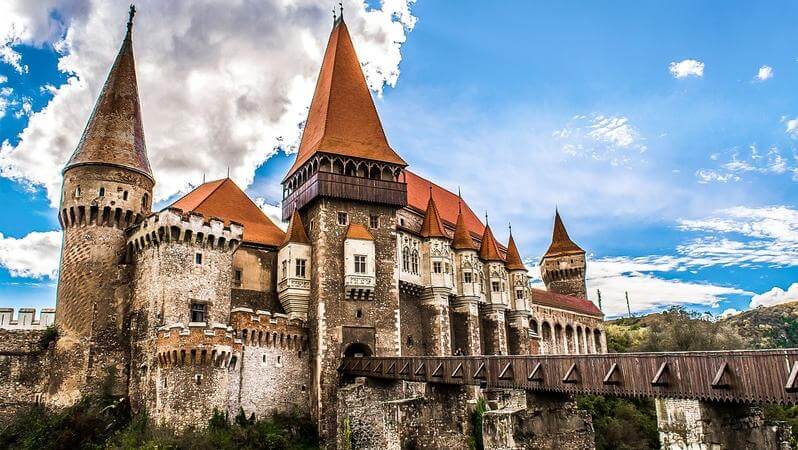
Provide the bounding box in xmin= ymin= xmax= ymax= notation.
xmin=0 ymin=75 xmax=7 ymax=84
xmin=695 ymin=169 xmax=739 ymax=184
xmin=718 ymin=308 xmax=741 ymax=319
xmin=0 ymin=231 xmax=61 ymax=279
xmin=0 ymin=86 xmax=13 ymax=119
xmin=253 ymin=197 xmax=287 ymax=231
xmin=0 ymin=0 xmax=417 ymax=206
xmin=750 ymin=283 xmax=798 ymax=308
xmin=785 ymin=117 xmax=798 ymax=138
xmin=669 ymin=59 xmax=704 ymax=79
xmin=554 ymin=114 xmax=646 ymax=167
xmin=696 ymin=145 xmax=798 ymax=183
xmin=755 ymin=65 xmax=774 ymax=81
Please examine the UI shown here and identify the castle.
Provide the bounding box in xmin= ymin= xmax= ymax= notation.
xmin=0 ymin=8 xmax=604 ymax=444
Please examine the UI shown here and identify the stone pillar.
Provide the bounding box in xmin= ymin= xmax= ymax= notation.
xmin=481 ymin=304 xmax=508 ymax=355
xmin=483 ymin=391 xmax=595 ymax=450
xmin=656 ymin=398 xmax=792 ymax=449
xmin=451 ymin=296 xmax=481 ymax=355
xmin=420 ymin=288 xmax=452 ymax=356
xmin=506 ymin=310 xmax=530 ymax=355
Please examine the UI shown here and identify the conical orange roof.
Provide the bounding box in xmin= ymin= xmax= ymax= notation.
xmin=346 ymin=223 xmax=374 ymax=240
xmin=451 ymin=206 xmax=478 ymax=250
xmin=171 ymin=178 xmax=285 ymax=247
xmin=282 ymin=209 xmax=310 ymax=247
xmin=479 ymin=223 xmax=504 ymax=262
xmin=505 ymin=233 xmax=526 ymax=271
xmin=420 ymin=193 xmax=448 ymax=239
xmin=543 ymin=210 xmax=584 ymax=258
xmin=284 ymin=19 xmax=406 ymax=181
xmin=64 ymin=9 xmax=152 ymax=181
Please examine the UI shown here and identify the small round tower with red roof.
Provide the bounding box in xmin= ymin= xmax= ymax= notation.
xmin=539 ymin=210 xmax=587 ymax=300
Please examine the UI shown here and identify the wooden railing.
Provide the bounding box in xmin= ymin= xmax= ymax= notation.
xmin=341 ymin=350 xmax=798 ymax=404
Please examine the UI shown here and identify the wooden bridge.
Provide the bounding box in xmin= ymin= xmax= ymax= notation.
xmin=341 ymin=349 xmax=798 ymax=404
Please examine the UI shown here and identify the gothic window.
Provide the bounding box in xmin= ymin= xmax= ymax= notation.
xmin=433 ymin=261 xmax=442 ymax=274
xmin=402 ymin=247 xmax=410 ymax=272
xmin=338 ymin=212 xmax=348 ymax=226
xmin=516 ymin=289 xmax=524 ymax=300
xmin=463 ymin=271 xmax=472 ymax=283
xmin=369 ymin=215 xmax=379 ymax=229
xmin=74 ymin=186 xmax=81 ymax=198
xmin=190 ymin=302 xmax=207 ymax=323
xmin=281 ymin=260 xmax=288 ymax=280
xmin=295 ymin=259 xmax=307 ymax=278
xmin=99 ymin=186 xmax=105 ymax=197
xmin=411 ymin=250 xmax=419 ymax=274
xmin=354 ymin=255 xmax=367 ymax=274
xmin=195 ymin=253 xmax=202 ymax=264
xmin=492 ymin=281 xmax=500 ymax=292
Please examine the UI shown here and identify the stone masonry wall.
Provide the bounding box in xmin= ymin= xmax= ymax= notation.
xmin=400 ymin=290 xmax=426 ymax=356
xmin=0 ymin=329 xmax=47 ymax=423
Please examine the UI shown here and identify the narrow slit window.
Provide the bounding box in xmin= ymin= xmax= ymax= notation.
xmin=195 ymin=253 xmax=202 ymax=264
xmin=99 ymin=186 xmax=105 ymax=197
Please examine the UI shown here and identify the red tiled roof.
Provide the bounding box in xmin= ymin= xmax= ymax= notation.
xmin=282 ymin=209 xmax=310 ymax=247
xmin=346 ymin=223 xmax=374 ymax=240
xmin=405 ymin=171 xmax=485 ymax=242
xmin=451 ymin=208 xmax=478 ymax=250
xmin=505 ymin=234 xmax=526 ymax=271
xmin=479 ymin=224 xmax=504 ymax=262
xmin=543 ymin=210 xmax=584 ymax=258
xmin=65 ymin=20 xmax=152 ymax=180
xmin=171 ymin=178 xmax=285 ymax=247
xmin=284 ymin=19 xmax=406 ymax=181
xmin=420 ymin=194 xmax=448 ymax=239
xmin=530 ymin=288 xmax=602 ymax=317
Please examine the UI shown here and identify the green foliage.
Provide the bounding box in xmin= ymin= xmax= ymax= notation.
xmin=38 ymin=326 xmax=58 ymax=350
xmin=770 ymin=316 xmax=798 ymax=348
xmin=468 ymin=397 xmax=487 ymax=450
xmin=577 ymin=395 xmax=659 ymax=450
xmin=0 ymin=397 xmax=319 ymax=450
xmin=632 ymin=307 xmax=744 ymax=352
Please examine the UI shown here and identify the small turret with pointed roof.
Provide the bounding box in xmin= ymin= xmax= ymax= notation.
xmin=420 ymin=187 xmax=448 ymax=239
xmin=540 ymin=209 xmax=587 ymax=299
xmin=282 ymin=209 xmax=310 ymax=247
xmin=451 ymin=194 xmax=478 ymax=250
xmin=479 ymin=214 xmax=504 ymax=262
xmin=64 ymin=4 xmax=152 ymax=181
xmin=505 ymin=226 xmax=526 ymax=271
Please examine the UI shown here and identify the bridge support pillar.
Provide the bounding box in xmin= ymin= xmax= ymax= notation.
xmin=507 ymin=311 xmax=538 ymax=355
xmin=656 ymin=398 xmax=792 ymax=449
xmin=451 ymin=296 xmax=481 ymax=355
xmin=481 ymin=304 xmax=508 ymax=355
xmin=420 ymin=288 xmax=452 ymax=356
xmin=482 ymin=391 xmax=594 ymax=450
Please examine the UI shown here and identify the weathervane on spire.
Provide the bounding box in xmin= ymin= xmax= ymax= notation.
xmin=127 ymin=4 xmax=136 ymax=33
xmin=457 ymin=187 xmax=462 ymax=213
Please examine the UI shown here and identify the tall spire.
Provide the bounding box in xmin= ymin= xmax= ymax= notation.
xmin=543 ymin=210 xmax=584 ymax=258
xmin=479 ymin=222 xmax=503 ymax=262
xmin=420 ymin=189 xmax=447 ymax=239
xmin=64 ymin=5 xmax=152 ymax=181
xmin=283 ymin=16 xmax=406 ymax=181
xmin=505 ymin=229 xmax=526 ymax=271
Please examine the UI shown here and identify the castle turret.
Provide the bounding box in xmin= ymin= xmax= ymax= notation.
xmin=540 ymin=210 xmax=587 ymax=300
xmin=450 ymin=202 xmax=482 ymax=355
xmin=52 ymin=7 xmax=154 ymax=405
xmin=419 ymin=191 xmax=452 ymax=355
xmin=478 ymin=220 xmax=508 ymax=355
xmin=278 ymin=210 xmax=312 ymax=320
xmin=504 ymin=230 xmax=537 ymax=355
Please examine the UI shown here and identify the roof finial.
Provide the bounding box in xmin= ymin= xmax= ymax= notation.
xmin=485 ymin=212 xmax=489 ymax=225
xmin=127 ymin=4 xmax=136 ymax=34
xmin=428 ymin=183 xmax=433 ymax=199
xmin=339 ymin=1 xmax=344 ymax=20
xmin=509 ymin=222 xmax=512 ymax=236
xmin=202 ymin=172 xmax=206 ymax=184
xmin=227 ymin=166 xmax=230 ymax=178
xmin=457 ymin=187 xmax=462 ymax=213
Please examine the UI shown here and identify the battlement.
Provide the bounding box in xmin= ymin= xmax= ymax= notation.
xmin=156 ymin=323 xmax=242 ymax=369
xmin=229 ymin=307 xmax=308 ymax=350
xmin=127 ymin=208 xmax=243 ymax=255
xmin=60 ymin=203 xmax=145 ymax=231
xmin=0 ymin=308 xmax=55 ymax=330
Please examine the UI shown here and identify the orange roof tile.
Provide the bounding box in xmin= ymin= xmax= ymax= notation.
xmin=346 ymin=223 xmax=374 ymax=240
xmin=505 ymin=234 xmax=526 ymax=271
xmin=479 ymin=224 xmax=504 ymax=262
xmin=543 ymin=210 xmax=584 ymax=258
xmin=171 ymin=178 xmax=285 ymax=247
xmin=65 ymin=17 xmax=152 ymax=180
xmin=405 ymin=171 xmax=485 ymax=242
xmin=451 ymin=208 xmax=478 ymax=250
xmin=282 ymin=209 xmax=310 ymax=247
xmin=420 ymin=193 xmax=448 ymax=239
xmin=284 ymin=19 xmax=406 ymax=181
xmin=530 ymin=288 xmax=602 ymax=317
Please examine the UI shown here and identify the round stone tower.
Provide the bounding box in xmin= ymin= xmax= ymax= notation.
xmin=539 ymin=210 xmax=587 ymax=300
xmin=52 ymin=8 xmax=154 ymax=405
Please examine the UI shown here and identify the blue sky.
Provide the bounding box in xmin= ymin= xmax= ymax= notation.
xmin=1 ymin=1 xmax=798 ymax=318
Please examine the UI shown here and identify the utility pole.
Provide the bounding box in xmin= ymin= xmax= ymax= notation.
xmin=597 ymin=289 xmax=602 ymax=311
xmin=625 ymin=291 xmax=632 ymax=318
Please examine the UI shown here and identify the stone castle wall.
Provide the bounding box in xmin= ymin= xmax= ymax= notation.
xmin=0 ymin=329 xmax=47 ymax=423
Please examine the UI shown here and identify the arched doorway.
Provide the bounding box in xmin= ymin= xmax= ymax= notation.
xmin=343 ymin=343 xmax=373 ymax=358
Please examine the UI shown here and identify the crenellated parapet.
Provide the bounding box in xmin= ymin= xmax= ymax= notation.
xmin=155 ymin=323 xmax=242 ymax=369
xmin=127 ymin=207 xmax=243 ymax=255
xmin=229 ymin=307 xmax=307 ymax=350
xmin=0 ymin=308 xmax=55 ymax=330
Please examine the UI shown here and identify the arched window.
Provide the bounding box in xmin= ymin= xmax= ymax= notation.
xmin=142 ymin=193 xmax=149 ymax=209
xmin=402 ymin=246 xmax=410 ymax=272
xmin=123 ymin=191 xmax=128 ymax=200
xmin=411 ymin=250 xmax=419 ymax=274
